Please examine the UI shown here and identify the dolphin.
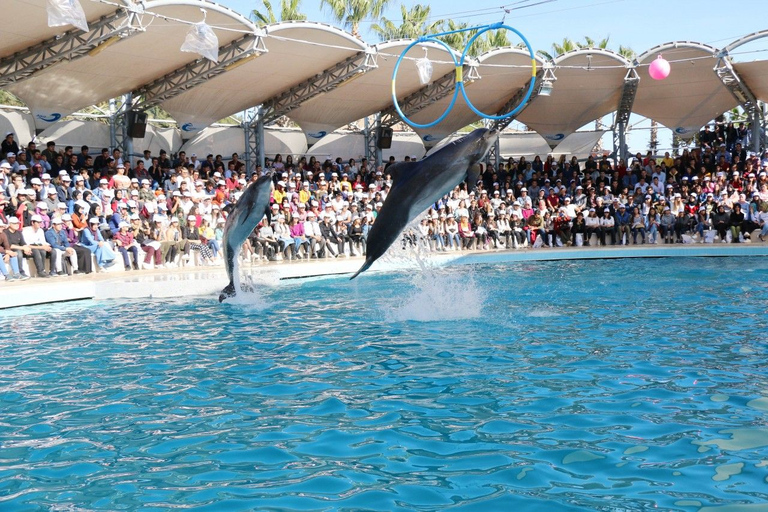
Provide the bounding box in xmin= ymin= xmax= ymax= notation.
xmin=219 ymin=174 xmax=274 ymax=302
xmin=350 ymin=128 xmax=497 ymax=279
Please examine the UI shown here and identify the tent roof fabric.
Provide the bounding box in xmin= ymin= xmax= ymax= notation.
xmin=3 ymin=1 xmax=768 ymax=149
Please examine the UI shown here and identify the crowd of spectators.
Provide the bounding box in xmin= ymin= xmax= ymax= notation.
xmin=1 ymin=127 xmax=768 ymax=282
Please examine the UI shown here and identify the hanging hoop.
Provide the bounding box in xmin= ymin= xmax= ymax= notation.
xmin=391 ymin=37 xmax=461 ymax=129
xmin=390 ymin=22 xmax=537 ymax=129
xmin=458 ymin=24 xmax=537 ymax=120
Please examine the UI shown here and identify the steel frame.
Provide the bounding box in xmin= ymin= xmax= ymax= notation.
xmin=364 ymin=114 xmax=382 ymax=167
xmin=260 ymin=49 xmax=378 ymax=125
xmin=0 ymin=9 xmax=144 ymax=88
xmin=611 ymin=67 xmax=640 ymax=162
xmin=380 ymin=65 xmax=480 ymax=128
xmin=131 ymin=34 xmax=267 ymax=110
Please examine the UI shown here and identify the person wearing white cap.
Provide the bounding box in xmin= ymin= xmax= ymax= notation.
xmin=114 ymin=220 xmax=141 ymax=270
xmin=302 ymin=211 xmax=324 ymax=258
xmin=44 ymin=217 xmax=78 ymax=275
xmin=0 ymin=217 xmax=25 ymax=280
xmin=80 ymin=217 xmax=116 ymax=271
xmin=181 ymin=214 xmax=214 ymax=265
xmin=20 ymin=214 xmax=53 ymax=277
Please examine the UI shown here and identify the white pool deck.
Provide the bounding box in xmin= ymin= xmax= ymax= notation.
xmin=1 ymin=243 xmax=767 ymax=310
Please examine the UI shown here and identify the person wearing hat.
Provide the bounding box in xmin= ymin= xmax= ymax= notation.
xmin=80 ymin=217 xmax=116 ymax=271
xmin=5 ymin=217 xmax=33 ymax=278
xmin=302 ymin=212 xmax=324 ymax=258
xmin=181 ymin=214 xmax=214 ymax=265
xmin=113 ymin=220 xmax=141 ymax=270
xmin=20 ymin=214 xmax=53 ymax=277
xmin=44 ymin=217 xmax=77 ymax=276
xmin=0 ymin=217 xmax=25 ymax=280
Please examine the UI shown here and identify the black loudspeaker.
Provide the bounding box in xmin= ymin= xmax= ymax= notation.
xmin=127 ymin=110 xmax=148 ymax=138
xmin=377 ymin=126 xmax=393 ymax=149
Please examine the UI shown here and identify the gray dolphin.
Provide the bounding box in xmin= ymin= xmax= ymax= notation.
xmin=219 ymin=173 xmax=274 ymax=302
xmin=350 ymin=128 xmax=497 ymax=279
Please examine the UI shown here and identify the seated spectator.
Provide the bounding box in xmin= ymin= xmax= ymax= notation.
xmin=730 ymin=203 xmax=745 ymax=243
xmin=630 ymin=206 xmax=646 ymax=244
xmin=0 ymin=217 xmax=25 ymax=280
xmin=712 ymin=204 xmax=730 ymax=241
xmin=62 ymin=214 xmax=93 ymax=274
xmin=44 ymin=217 xmax=77 ymax=275
xmin=599 ymin=208 xmax=615 ymax=246
xmin=80 ymin=217 xmax=116 ymax=271
xmin=584 ymin=208 xmax=600 ymax=245
xmin=615 ymin=204 xmax=631 ymax=245
xmin=22 ymin=214 xmax=53 ymax=277
xmin=113 ymin=221 xmax=141 ymax=270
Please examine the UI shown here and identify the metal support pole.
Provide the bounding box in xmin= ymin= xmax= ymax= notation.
xmin=122 ymin=93 xmax=133 ymax=167
xmin=243 ymin=108 xmax=253 ymax=176
xmin=108 ymin=98 xmax=117 ymax=152
xmin=752 ymin=106 xmax=760 ymax=154
xmin=256 ymin=106 xmax=265 ymax=170
xmin=618 ymin=121 xmax=627 ymax=163
xmin=364 ymin=113 xmax=382 ymax=167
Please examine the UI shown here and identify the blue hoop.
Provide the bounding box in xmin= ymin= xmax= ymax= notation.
xmin=390 ymin=37 xmax=460 ymax=130
xmin=459 ymin=24 xmax=537 ymax=120
xmin=390 ymin=22 xmax=537 ymax=129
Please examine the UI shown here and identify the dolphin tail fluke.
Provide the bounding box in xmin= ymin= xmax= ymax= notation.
xmin=219 ymin=281 xmax=236 ymax=303
xmin=349 ymin=259 xmax=374 ymax=280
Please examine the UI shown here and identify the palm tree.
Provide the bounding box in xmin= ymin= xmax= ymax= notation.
xmin=321 ymin=0 xmax=392 ymax=38
xmin=251 ymin=0 xmax=306 ymax=26
xmin=582 ymin=36 xmax=610 ymax=49
xmin=618 ymin=45 xmax=635 ymax=60
xmin=483 ymin=29 xmax=510 ymax=51
xmin=371 ymin=4 xmax=442 ymax=41
xmin=434 ymin=21 xmax=489 ymax=57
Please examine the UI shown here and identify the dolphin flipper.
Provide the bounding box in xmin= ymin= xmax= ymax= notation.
xmin=219 ymin=281 xmax=236 ymax=302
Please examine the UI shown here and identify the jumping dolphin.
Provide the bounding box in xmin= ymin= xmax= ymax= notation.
xmin=219 ymin=174 xmax=274 ymax=302
xmin=350 ymin=128 xmax=497 ymax=279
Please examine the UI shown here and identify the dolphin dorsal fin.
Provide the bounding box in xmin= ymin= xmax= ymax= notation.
xmin=385 ymin=161 xmax=422 ymax=185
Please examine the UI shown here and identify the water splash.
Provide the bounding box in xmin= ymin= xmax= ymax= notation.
xmin=386 ymin=264 xmax=484 ymax=323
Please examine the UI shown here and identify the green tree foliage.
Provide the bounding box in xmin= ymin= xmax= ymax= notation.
xmin=321 ymin=0 xmax=392 ymax=37
xmin=252 ymin=0 xmax=307 ymax=26
xmin=371 ymin=4 xmax=442 ymax=41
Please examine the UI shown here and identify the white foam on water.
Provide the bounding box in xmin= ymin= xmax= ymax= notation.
xmin=386 ymin=267 xmax=484 ymax=323
xmin=527 ymin=309 xmax=561 ymax=318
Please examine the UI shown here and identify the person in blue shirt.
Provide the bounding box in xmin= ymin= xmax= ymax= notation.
xmin=44 ymin=218 xmax=77 ymax=276
xmin=80 ymin=218 xmax=116 ymax=271
xmin=615 ymin=204 xmax=631 ymax=245
xmin=109 ymin=203 xmax=128 ymax=236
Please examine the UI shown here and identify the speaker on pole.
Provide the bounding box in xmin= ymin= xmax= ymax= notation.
xmin=377 ymin=126 xmax=393 ymax=149
xmin=127 ymin=110 xmax=148 ymax=138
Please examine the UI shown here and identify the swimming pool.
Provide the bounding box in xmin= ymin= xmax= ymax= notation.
xmin=1 ymin=258 xmax=767 ymax=511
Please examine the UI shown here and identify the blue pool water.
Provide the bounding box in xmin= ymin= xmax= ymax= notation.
xmin=1 ymin=258 xmax=768 ymax=511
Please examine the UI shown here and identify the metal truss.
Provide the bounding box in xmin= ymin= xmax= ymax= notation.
xmin=714 ymin=54 xmax=761 ymax=153
xmin=612 ymin=67 xmax=640 ymax=161
xmin=0 ymin=9 xmax=144 ymax=88
xmin=380 ymin=65 xmax=479 ymax=128
xmin=243 ymin=107 xmax=264 ymax=175
xmin=364 ymin=113 xmax=382 ymax=167
xmin=260 ymin=50 xmax=378 ymax=125
xmin=490 ymin=70 xmax=544 ymax=133
xmin=131 ymin=34 xmax=267 ymax=110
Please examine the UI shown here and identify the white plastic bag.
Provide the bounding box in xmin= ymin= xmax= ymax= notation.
xmin=704 ymin=231 xmax=716 ymax=244
xmin=532 ymin=235 xmax=543 ymax=248
xmin=181 ymin=21 xmax=220 ymax=63
xmin=575 ymin=233 xmax=583 ymax=246
xmin=47 ymin=0 xmax=89 ymax=32
xmin=415 ymin=50 xmax=433 ymax=85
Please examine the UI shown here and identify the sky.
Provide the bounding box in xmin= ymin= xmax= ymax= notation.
xmin=218 ymin=0 xmax=767 ymax=58
xmin=213 ymin=0 xmax=768 ymax=152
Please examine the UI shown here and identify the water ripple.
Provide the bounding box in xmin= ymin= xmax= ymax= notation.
xmin=1 ymin=258 xmax=767 ymax=510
